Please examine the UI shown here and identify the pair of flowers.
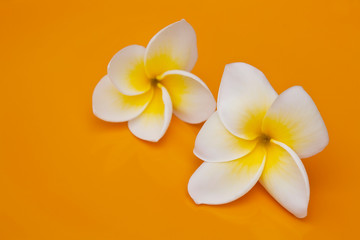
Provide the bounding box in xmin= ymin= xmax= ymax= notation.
xmin=92 ymin=20 xmax=329 ymax=218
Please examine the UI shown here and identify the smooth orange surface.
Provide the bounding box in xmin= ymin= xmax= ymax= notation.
xmin=1 ymin=0 xmax=359 ymax=239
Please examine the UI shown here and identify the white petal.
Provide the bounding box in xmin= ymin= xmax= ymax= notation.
xmin=158 ymin=70 xmax=215 ymax=124
xmin=260 ymin=140 xmax=310 ymax=218
xmin=188 ymin=144 xmax=266 ymax=205
xmin=194 ymin=112 xmax=257 ymax=162
xmin=92 ymin=75 xmax=152 ymax=122
xmin=144 ymin=19 xmax=198 ymax=78
xmin=262 ymin=86 xmax=329 ymax=158
xmin=218 ymin=63 xmax=278 ymax=140
xmin=108 ymin=45 xmax=151 ymax=95
xmin=128 ymin=85 xmax=172 ymax=142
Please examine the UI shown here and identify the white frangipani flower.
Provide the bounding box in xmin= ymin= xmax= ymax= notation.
xmin=188 ymin=63 xmax=329 ymax=218
xmin=92 ymin=20 xmax=216 ymax=142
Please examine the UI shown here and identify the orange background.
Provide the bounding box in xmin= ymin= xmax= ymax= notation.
xmin=1 ymin=0 xmax=359 ymax=239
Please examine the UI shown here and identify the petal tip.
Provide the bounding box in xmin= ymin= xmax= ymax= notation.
xmin=295 ymin=196 xmax=309 ymax=218
xmin=192 ymin=148 xmax=208 ymax=162
xmin=177 ymin=18 xmax=192 ymax=28
xmin=224 ymin=62 xmax=251 ymax=70
xmin=149 ymin=137 xmax=161 ymax=143
xmin=188 ymin=192 xmax=203 ymax=205
xmin=294 ymin=209 xmax=308 ymax=219
xmin=131 ymin=129 xmax=163 ymax=142
xmin=128 ymin=122 xmax=164 ymax=142
xmin=133 ymin=134 xmax=162 ymax=143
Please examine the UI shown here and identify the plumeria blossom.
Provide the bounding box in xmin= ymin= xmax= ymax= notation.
xmin=92 ymin=20 xmax=216 ymax=142
xmin=188 ymin=63 xmax=329 ymax=218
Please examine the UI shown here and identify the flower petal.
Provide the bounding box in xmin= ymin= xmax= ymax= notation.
xmin=188 ymin=144 xmax=266 ymax=205
xmin=92 ymin=75 xmax=153 ymax=122
xmin=108 ymin=45 xmax=151 ymax=95
xmin=158 ymin=70 xmax=216 ymax=124
xmin=128 ymin=84 xmax=172 ymax=142
xmin=194 ymin=111 xmax=257 ymax=162
xmin=218 ymin=63 xmax=278 ymax=140
xmin=260 ymin=140 xmax=310 ymax=218
xmin=262 ymin=86 xmax=329 ymax=158
xmin=144 ymin=19 xmax=197 ymax=78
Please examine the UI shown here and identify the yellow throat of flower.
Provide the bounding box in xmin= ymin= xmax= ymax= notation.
xmin=258 ymin=134 xmax=271 ymax=145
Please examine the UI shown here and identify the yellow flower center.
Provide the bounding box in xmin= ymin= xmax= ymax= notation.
xmin=151 ymin=78 xmax=160 ymax=87
xmin=258 ymin=134 xmax=271 ymax=144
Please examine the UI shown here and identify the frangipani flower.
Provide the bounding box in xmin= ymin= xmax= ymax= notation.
xmin=188 ymin=63 xmax=329 ymax=218
xmin=92 ymin=20 xmax=216 ymax=142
